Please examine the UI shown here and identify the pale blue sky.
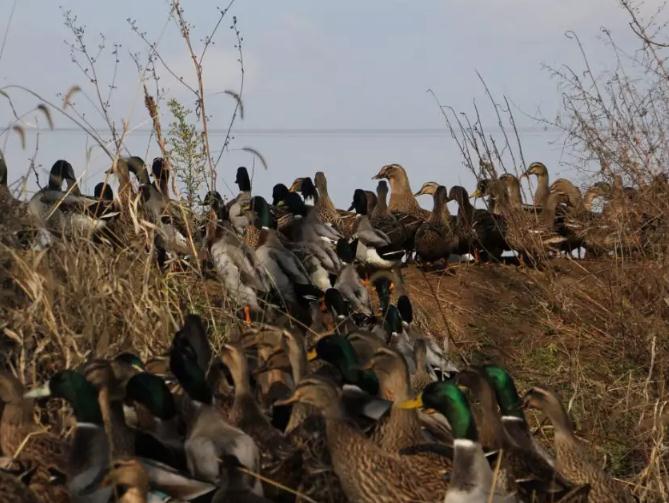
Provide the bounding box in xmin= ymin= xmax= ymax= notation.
xmin=0 ymin=0 xmax=662 ymax=206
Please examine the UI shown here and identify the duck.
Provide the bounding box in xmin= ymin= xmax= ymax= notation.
xmin=28 ymin=160 xmax=113 ymax=239
xmin=169 ymin=330 xmax=264 ymax=496
xmin=373 ymin=164 xmax=430 ymax=219
xmin=220 ymin=343 xmax=302 ymax=502
xmin=307 ymin=334 xmax=379 ymax=395
xmin=350 ymin=188 xmax=404 ymax=271
xmin=309 ymin=172 xmax=355 ymax=235
xmin=369 ymin=180 xmax=409 ymax=251
xmin=127 ymin=157 xmax=196 ymax=258
xmin=448 ymin=185 xmax=506 ymax=261
xmin=523 ymin=386 xmax=635 ymax=503
xmin=414 ymin=185 xmax=459 ymax=264
xmin=205 ymin=205 xmax=269 ymax=315
xmin=0 ymin=467 xmax=39 ymax=503
xmin=24 ymin=369 xmax=112 ymax=501
xmin=277 ymin=377 xmax=449 ymax=503
xmin=228 ymin=166 xmax=252 ymax=234
xmin=522 ymin=162 xmax=578 ymax=209
xmin=365 ymin=348 xmax=438 ymax=455
xmin=398 ymin=380 xmax=515 ymax=502
xmin=249 ymin=196 xmax=322 ymax=311
xmin=333 ymin=239 xmax=373 ymax=317
xmin=373 ymin=164 xmax=430 ymax=253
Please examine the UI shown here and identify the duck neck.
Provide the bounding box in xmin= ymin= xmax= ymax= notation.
xmin=430 ymin=195 xmax=449 ymax=225
xmin=133 ymin=166 xmax=151 ymax=186
xmin=541 ymin=400 xmax=576 ymax=442
xmin=475 ymin=382 xmax=506 ymax=450
xmin=374 ymin=189 xmax=389 ymax=217
xmin=388 ymin=175 xmax=417 ymax=211
xmin=507 ymin=179 xmax=523 ymax=209
xmin=457 ymin=196 xmax=475 ymax=224
xmin=542 ymin=193 xmax=561 ymax=228
xmin=534 ymin=173 xmax=550 ymax=207
xmin=230 ymin=358 xmax=253 ymax=399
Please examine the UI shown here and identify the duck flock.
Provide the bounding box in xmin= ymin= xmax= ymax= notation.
xmin=0 ymin=154 xmax=655 ymax=502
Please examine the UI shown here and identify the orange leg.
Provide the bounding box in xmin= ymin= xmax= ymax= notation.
xmin=244 ymin=305 xmax=252 ymax=326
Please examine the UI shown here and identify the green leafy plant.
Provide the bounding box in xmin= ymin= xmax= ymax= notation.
xmin=166 ymin=98 xmax=207 ymax=209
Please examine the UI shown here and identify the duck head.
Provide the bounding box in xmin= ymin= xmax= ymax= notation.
xmin=396 ymin=295 xmax=413 ymax=325
xmin=335 ymin=238 xmax=356 ymax=264
xmin=284 ymin=191 xmax=308 ymax=217
xmin=125 ymin=156 xmax=149 ymax=184
xmin=414 ymin=181 xmax=440 ymax=197
xmin=48 ymin=160 xmax=77 ymax=190
xmin=350 ymin=189 xmax=369 ymax=215
xmin=308 ymin=335 xmax=379 ymax=395
xmin=126 ymin=372 xmax=177 ymax=421
xmin=94 ymin=182 xmax=114 ymax=201
xmin=373 ymin=163 xmax=406 ymax=182
xmin=522 ymin=161 xmax=548 ymax=178
xmin=399 ymin=380 xmax=478 ymax=441
xmin=272 ymin=183 xmax=289 ymax=206
xmin=25 ymin=370 xmax=103 ymax=424
xmin=363 ymin=347 xmax=411 ymax=402
xmin=250 ymin=196 xmax=275 ymax=229
xmin=152 ymin=157 xmax=169 ymax=186
xmin=169 ymin=335 xmax=213 ymax=405
xmin=275 ymin=377 xmax=342 ymax=417
xmin=447 ymin=185 xmax=469 ymax=205
xmin=481 ymin=365 xmax=525 ymax=420
xmin=235 ymin=167 xmax=251 ymax=192
xmin=324 ymin=287 xmax=349 ymax=320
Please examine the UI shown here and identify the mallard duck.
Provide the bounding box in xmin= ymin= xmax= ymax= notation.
xmin=307 ymin=334 xmax=379 ymax=395
xmin=249 ymin=196 xmax=321 ymax=310
xmin=127 ymin=157 xmax=196 ymax=258
xmin=373 ymin=164 xmax=430 ymax=219
xmin=220 ymin=343 xmax=302 ymax=502
xmin=414 ymin=185 xmax=459 ymax=264
xmin=28 ymin=160 xmax=114 ymax=239
xmin=228 ymin=166 xmax=252 ymax=234
xmin=350 ymin=189 xmax=404 ymax=270
xmin=24 ymin=370 xmax=111 ymax=500
xmin=370 ymin=180 xmax=409 ymax=251
xmin=523 ymin=386 xmax=635 ymax=503
xmin=398 ymin=380 xmax=514 ymax=502
xmin=448 ymin=185 xmax=506 ymax=261
xmin=333 ymin=240 xmax=373 ymax=316
xmin=277 ymin=377 xmax=449 ymax=503
xmin=373 ymin=164 xmax=430 ymax=254
xmin=169 ymin=332 xmax=263 ymax=496
xmin=308 ymin=172 xmax=354 ymax=235
xmin=522 ymin=162 xmax=578 ymax=209
xmin=206 ymin=207 xmax=269 ymax=314
xmin=365 ymin=348 xmax=435 ymax=455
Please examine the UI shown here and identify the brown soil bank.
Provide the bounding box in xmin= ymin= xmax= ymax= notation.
xmin=403 ymin=258 xmax=669 ymax=498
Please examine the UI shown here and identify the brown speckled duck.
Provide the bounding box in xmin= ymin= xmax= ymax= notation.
xmin=277 ymin=377 xmax=449 ymax=503
xmin=523 ymin=386 xmax=635 ymax=503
